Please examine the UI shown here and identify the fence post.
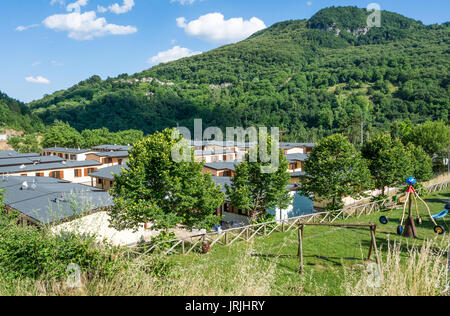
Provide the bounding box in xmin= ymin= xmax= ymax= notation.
xmin=298 ymin=225 xmax=304 ymax=274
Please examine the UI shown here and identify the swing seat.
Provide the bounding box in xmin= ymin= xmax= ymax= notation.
xmin=432 ymin=209 xmax=448 ymax=220
xmin=415 ymin=216 xmax=423 ymax=225
xmin=434 ymin=225 xmax=445 ymax=235
xmin=397 ymin=225 xmax=403 ymax=236
xmin=379 ymin=216 xmax=389 ymax=225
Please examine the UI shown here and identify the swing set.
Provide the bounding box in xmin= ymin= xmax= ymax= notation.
xmin=379 ymin=177 xmax=447 ymax=237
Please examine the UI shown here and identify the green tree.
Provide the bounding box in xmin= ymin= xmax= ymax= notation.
xmin=406 ymin=143 xmax=434 ymax=182
xmin=41 ymin=121 xmax=83 ymax=148
xmin=226 ymin=135 xmax=292 ymax=222
xmin=7 ymin=134 xmax=41 ymax=153
xmin=108 ymin=129 xmax=224 ymax=231
xmin=81 ymin=128 xmax=114 ymax=148
xmin=362 ymin=134 xmax=413 ymax=194
xmin=403 ymin=121 xmax=449 ymax=157
xmin=301 ymin=134 xmax=372 ymax=209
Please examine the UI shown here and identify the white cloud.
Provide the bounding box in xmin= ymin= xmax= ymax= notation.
xmin=32 ymin=61 xmax=42 ymax=67
xmin=25 ymin=76 xmax=51 ymax=84
xmin=16 ymin=24 xmax=39 ymax=32
xmin=306 ymin=1 xmax=313 ymax=6
xmin=149 ymin=46 xmax=202 ymax=64
xmin=51 ymin=60 xmax=64 ymax=66
xmin=171 ymin=0 xmax=196 ymax=5
xmin=98 ymin=0 xmax=135 ymax=14
xmin=176 ymin=13 xmax=266 ymax=44
xmin=43 ymin=11 xmax=137 ymax=40
xmin=50 ymin=0 xmax=66 ymax=6
xmin=66 ymin=0 xmax=88 ymax=12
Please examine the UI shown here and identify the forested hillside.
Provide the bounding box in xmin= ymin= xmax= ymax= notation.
xmin=28 ymin=6 xmax=450 ymax=142
xmin=0 ymin=92 xmax=43 ymax=132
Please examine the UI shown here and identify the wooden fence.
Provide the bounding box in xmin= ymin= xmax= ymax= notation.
xmin=129 ymin=179 xmax=450 ymax=258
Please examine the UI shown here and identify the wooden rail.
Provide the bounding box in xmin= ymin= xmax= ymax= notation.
xmin=128 ymin=179 xmax=450 ymax=258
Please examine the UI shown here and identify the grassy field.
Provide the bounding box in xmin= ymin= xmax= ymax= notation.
xmin=1 ymin=188 xmax=448 ymax=296
xmin=168 ymin=188 xmax=450 ymax=296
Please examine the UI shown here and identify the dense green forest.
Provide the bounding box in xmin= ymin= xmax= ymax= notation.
xmin=26 ymin=6 xmax=450 ymax=142
xmin=0 ymin=92 xmax=43 ymax=132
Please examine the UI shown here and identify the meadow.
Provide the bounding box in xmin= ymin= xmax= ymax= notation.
xmin=1 ymin=188 xmax=448 ymax=296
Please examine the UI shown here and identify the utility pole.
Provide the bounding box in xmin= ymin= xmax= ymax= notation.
xmin=361 ymin=122 xmax=364 ymax=147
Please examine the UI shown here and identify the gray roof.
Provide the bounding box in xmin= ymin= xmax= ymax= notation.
xmin=90 ymin=151 xmax=129 ymax=158
xmin=194 ymin=149 xmax=235 ymax=156
xmin=204 ymin=161 xmax=241 ymax=171
xmin=280 ymin=143 xmax=316 ymax=150
xmin=0 ymin=160 xmax=102 ymax=174
xmin=0 ymin=151 xmax=40 ymax=159
xmin=0 ymin=155 xmax=65 ymax=167
xmin=93 ymin=145 xmax=132 ymax=152
xmin=286 ymin=153 xmax=309 ymax=162
xmin=212 ymin=176 xmax=232 ymax=192
xmin=291 ymin=171 xmax=306 ymax=177
xmin=0 ymin=176 xmax=113 ymax=225
xmin=42 ymin=147 xmax=93 ymax=154
xmin=89 ymin=165 xmax=128 ymax=180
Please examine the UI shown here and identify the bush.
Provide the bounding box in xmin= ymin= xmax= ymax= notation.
xmin=0 ymin=215 xmax=123 ymax=281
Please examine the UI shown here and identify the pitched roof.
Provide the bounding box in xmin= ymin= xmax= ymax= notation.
xmin=89 ymin=151 xmax=130 ymax=158
xmin=0 ymin=155 xmax=65 ymax=167
xmin=285 ymin=153 xmax=309 ymax=162
xmin=93 ymin=145 xmax=132 ymax=152
xmin=212 ymin=176 xmax=232 ymax=192
xmin=204 ymin=161 xmax=241 ymax=171
xmin=280 ymin=142 xmax=316 ymax=149
xmin=0 ymin=176 xmax=113 ymax=224
xmin=0 ymin=160 xmax=102 ymax=174
xmin=89 ymin=165 xmax=128 ymax=180
xmin=0 ymin=151 xmax=40 ymax=159
xmin=42 ymin=147 xmax=93 ymax=154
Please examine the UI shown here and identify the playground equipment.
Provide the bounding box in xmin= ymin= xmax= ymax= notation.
xmin=379 ymin=177 xmax=446 ymax=237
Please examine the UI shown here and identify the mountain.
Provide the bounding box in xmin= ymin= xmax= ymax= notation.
xmin=0 ymin=92 xmax=43 ymax=133
xmin=27 ymin=6 xmax=449 ymax=142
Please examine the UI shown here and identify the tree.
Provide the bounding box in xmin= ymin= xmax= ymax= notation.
xmin=114 ymin=129 xmax=144 ymax=145
xmin=301 ymin=134 xmax=372 ymax=209
xmin=362 ymin=134 xmax=413 ymax=194
xmin=108 ymin=129 xmax=224 ymax=231
xmin=81 ymin=128 xmax=113 ymax=148
xmin=405 ymin=143 xmax=434 ymax=182
xmin=41 ymin=121 xmax=83 ymax=148
xmin=7 ymin=134 xmax=40 ymax=153
xmin=226 ymin=135 xmax=292 ymax=222
xmin=400 ymin=121 xmax=449 ymax=157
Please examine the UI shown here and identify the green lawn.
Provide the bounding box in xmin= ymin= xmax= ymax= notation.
xmin=169 ymin=188 xmax=450 ymax=296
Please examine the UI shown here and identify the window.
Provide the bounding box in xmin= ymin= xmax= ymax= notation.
xmin=50 ymin=171 xmax=63 ymax=179
xmin=21 ymin=174 xmax=27 ymax=177
xmin=84 ymin=168 xmax=97 ymax=176
xmin=98 ymin=178 xmax=103 ymax=184
xmin=74 ymin=169 xmax=82 ymax=178
xmin=35 ymin=173 xmax=44 ymax=177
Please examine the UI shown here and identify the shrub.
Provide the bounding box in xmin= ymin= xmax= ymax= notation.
xmin=0 ymin=215 xmax=123 ymax=281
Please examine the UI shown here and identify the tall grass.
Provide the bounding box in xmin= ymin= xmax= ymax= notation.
xmin=2 ymin=238 xmax=448 ymax=296
xmin=344 ymin=239 xmax=449 ymax=296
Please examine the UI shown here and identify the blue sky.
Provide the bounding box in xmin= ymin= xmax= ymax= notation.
xmin=1 ymin=0 xmax=449 ymax=103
